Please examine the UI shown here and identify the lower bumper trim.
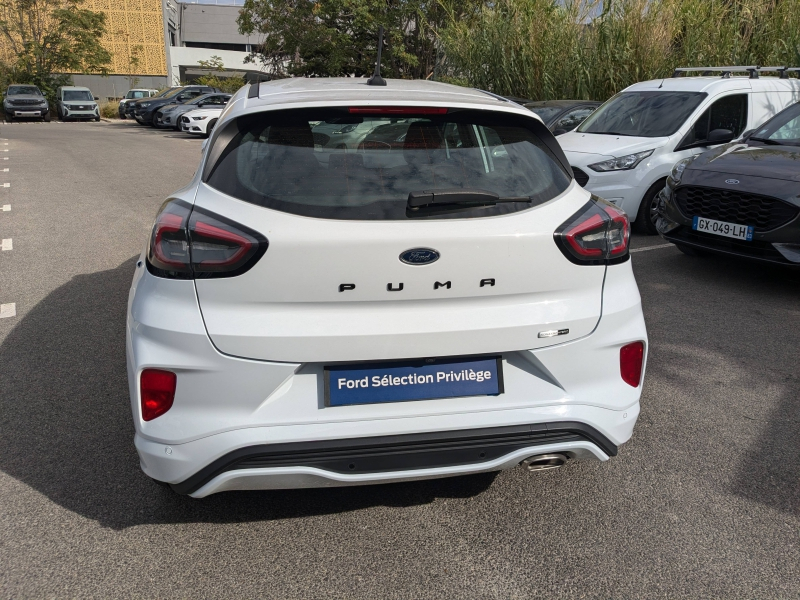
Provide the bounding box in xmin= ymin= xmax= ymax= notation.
xmin=170 ymin=421 xmax=617 ymax=495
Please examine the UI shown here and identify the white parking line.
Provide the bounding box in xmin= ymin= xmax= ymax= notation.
xmin=2 ymin=168 xmax=8 ymax=171
xmin=2 ymin=205 xmax=9 ymax=211
xmin=1 ymin=238 xmax=11 ymax=251
xmin=630 ymin=243 xmax=674 ymax=254
xmin=1 ymin=183 xmax=8 ymax=187
xmin=0 ymin=303 xmax=16 ymax=318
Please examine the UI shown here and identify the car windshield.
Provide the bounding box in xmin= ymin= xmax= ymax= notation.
xmin=156 ymin=88 xmax=178 ymax=98
xmin=8 ymin=86 xmax=41 ymax=96
xmin=63 ymin=90 xmax=93 ymax=101
xmin=578 ymin=91 xmax=707 ymax=137
xmin=750 ymin=103 xmax=800 ymax=146
xmin=524 ymin=106 xmax=564 ymax=122
xmin=206 ymin=108 xmax=571 ymax=220
xmin=125 ymin=90 xmax=149 ymax=99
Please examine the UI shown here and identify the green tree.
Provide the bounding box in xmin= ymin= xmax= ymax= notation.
xmin=195 ymin=55 xmax=247 ymax=94
xmin=237 ymin=0 xmax=484 ymax=79
xmin=0 ymin=0 xmax=111 ymax=100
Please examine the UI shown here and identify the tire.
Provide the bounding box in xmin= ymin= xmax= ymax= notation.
xmin=43 ymin=112 xmax=51 ymax=122
xmin=675 ymin=243 xmax=706 ymax=257
xmin=57 ymin=109 xmax=65 ymax=121
xmin=634 ymin=179 xmax=668 ymax=235
xmin=5 ymin=113 xmax=12 ymax=123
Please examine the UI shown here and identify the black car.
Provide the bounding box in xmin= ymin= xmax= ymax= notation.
xmin=125 ymin=88 xmax=176 ymax=119
xmin=657 ymin=101 xmax=800 ymax=267
xmin=523 ymin=100 xmax=601 ymax=135
xmin=131 ymin=85 xmax=218 ymax=125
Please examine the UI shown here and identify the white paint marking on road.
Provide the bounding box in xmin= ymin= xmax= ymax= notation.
xmin=1 ymin=204 xmax=9 ymax=211
xmin=0 ymin=303 xmax=16 ymax=318
xmin=2 ymin=168 xmax=7 ymax=172
xmin=630 ymin=243 xmax=675 ymax=254
xmin=1 ymin=238 xmax=11 ymax=251
xmin=1 ymin=183 xmax=8 ymax=187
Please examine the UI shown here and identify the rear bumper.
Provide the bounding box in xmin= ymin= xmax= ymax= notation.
xmin=127 ymin=256 xmax=647 ymax=495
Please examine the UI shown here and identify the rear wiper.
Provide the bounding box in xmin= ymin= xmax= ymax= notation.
xmin=747 ymin=136 xmax=784 ymax=145
xmin=407 ymin=188 xmax=533 ymax=210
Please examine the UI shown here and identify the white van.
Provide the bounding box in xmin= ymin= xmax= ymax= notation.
xmin=558 ymin=67 xmax=800 ymax=233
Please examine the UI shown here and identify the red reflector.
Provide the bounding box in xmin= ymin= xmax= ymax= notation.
xmin=348 ymin=107 xmax=448 ymax=115
xmin=140 ymin=369 xmax=177 ymax=421
xmin=620 ymin=342 xmax=645 ymax=387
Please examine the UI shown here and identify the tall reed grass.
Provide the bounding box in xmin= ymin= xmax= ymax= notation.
xmin=438 ymin=0 xmax=800 ymax=100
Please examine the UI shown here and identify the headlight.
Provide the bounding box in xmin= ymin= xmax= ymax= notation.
xmin=666 ymin=156 xmax=696 ymax=188
xmin=588 ymin=150 xmax=654 ymax=172
xmin=140 ymin=102 xmax=151 ymax=108
xmin=192 ymin=115 xmax=208 ymax=121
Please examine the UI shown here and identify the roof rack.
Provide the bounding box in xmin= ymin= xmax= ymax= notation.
xmin=672 ymin=66 xmax=800 ymax=79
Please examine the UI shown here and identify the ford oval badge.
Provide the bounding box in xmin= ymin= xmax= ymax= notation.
xmin=725 ymin=179 xmax=740 ymax=185
xmin=400 ymin=248 xmax=440 ymax=265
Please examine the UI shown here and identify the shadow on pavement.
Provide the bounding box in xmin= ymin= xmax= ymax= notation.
xmin=634 ymin=249 xmax=800 ymax=517
xmin=0 ymin=258 xmax=495 ymax=530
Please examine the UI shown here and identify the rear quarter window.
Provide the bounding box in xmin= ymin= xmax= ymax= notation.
xmin=204 ymin=108 xmax=572 ymax=220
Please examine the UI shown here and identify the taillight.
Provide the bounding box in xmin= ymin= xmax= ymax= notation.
xmin=146 ymin=200 xmax=268 ymax=279
xmin=147 ymin=200 xmax=192 ymax=278
xmin=141 ymin=369 xmax=177 ymax=421
xmin=554 ymin=197 xmax=630 ymax=265
xmin=620 ymin=342 xmax=645 ymax=387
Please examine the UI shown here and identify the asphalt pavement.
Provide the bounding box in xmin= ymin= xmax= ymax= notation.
xmin=0 ymin=120 xmax=798 ymax=599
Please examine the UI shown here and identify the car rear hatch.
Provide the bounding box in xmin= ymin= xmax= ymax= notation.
xmin=191 ymin=105 xmax=606 ymax=363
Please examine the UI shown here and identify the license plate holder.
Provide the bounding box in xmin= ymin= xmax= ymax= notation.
xmin=692 ymin=216 xmax=753 ymax=241
xmin=324 ymin=356 xmax=504 ymax=407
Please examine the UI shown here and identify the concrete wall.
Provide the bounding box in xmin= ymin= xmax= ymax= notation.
xmin=70 ymin=75 xmax=170 ymax=100
xmin=167 ymin=46 xmax=258 ymax=85
xmin=178 ymin=4 xmax=255 ymax=46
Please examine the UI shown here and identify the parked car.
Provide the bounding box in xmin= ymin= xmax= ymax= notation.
xmin=3 ymin=84 xmax=50 ymax=122
xmin=179 ymin=105 xmax=227 ymax=137
xmin=119 ymin=88 xmax=158 ymax=119
xmin=131 ymin=85 xmax=218 ymax=126
xmin=523 ymin=100 xmax=600 ymax=135
xmin=125 ymin=87 xmax=178 ymax=119
xmin=657 ymin=100 xmax=800 ymax=266
xmin=154 ymin=93 xmax=231 ymax=130
xmin=128 ymin=78 xmax=647 ymax=496
xmin=56 ymin=86 xmax=99 ymax=121
xmin=558 ymin=66 xmax=800 ymax=233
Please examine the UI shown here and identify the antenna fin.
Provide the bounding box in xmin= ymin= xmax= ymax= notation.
xmin=367 ymin=26 xmax=387 ymax=86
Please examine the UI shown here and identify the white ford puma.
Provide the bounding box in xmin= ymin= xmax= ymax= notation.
xmin=127 ymin=78 xmax=647 ymax=497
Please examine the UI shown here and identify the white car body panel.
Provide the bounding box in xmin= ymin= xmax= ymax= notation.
xmin=560 ymin=76 xmax=800 ymax=218
xmin=180 ymin=107 xmax=224 ymax=135
xmin=127 ymin=78 xmax=647 ymax=495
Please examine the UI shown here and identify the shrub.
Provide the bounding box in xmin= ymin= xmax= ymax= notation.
xmin=99 ymin=101 xmax=118 ymax=119
xmin=438 ymin=0 xmax=800 ymax=101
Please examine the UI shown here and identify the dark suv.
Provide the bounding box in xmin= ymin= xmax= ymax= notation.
xmin=3 ymin=85 xmax=50 ymax=122
xmin=131 ymin=85 xmax=218 ymax=126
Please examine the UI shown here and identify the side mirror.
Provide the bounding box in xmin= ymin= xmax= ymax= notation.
xmin=552 ymin=128 xmax=568 ymax=136
xmin=196 ymin=102 xmax=204 ymax=108
xmin=94 ymin=96 xmax=99 ymax=101
xmin=707 ymin=128 xmax=734 ymax=144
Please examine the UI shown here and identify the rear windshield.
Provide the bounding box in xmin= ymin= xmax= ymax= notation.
xmin=126 ymin=90 xmax=149 ymax=99
xmin=205 ymin=108 xmax=571 ymax=220
xmin=578 ymin=91 xmax=707 ymax=137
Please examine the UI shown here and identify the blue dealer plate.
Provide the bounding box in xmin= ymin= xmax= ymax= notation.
xmin=325 ymin=356 xmax=504 ymax=407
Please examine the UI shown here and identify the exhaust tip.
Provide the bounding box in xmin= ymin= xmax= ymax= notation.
xmin=522 ymin=453 xmax=568 ymax=472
